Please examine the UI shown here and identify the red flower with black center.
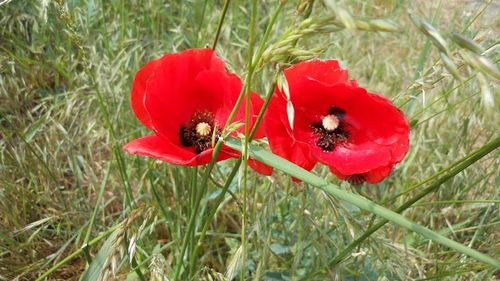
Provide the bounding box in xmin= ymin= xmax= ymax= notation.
xmin=265 ymin=60 xmax=410 ymax=184
xmin=124 ymin=48 xmax=266 ymax=166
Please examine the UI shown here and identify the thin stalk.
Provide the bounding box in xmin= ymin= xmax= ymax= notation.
xmin=222 ymin=2 xmax=284 ymax=132
xmin=180 ymin=3 xmax=284 ymax=277
xmin=194 ymin=0 xmax=209 ymax=47
xmin=405 ymin=0 xmax=442 ymax=112
xmin=150 ymin=178 xmax=173 ymax=230
xmin=249 ymin=77 xmax=278 ymax=140
xmin=415 ymin=200 xmax=500 ymax=206
xmin=173 ymin=2 xmax=285 ymax=278
xmin=189 ymin=158 xmax=242 ymax=273
xmin=462 ymin=0 xmax=492 ymax=32
xmin=186 ymin=77 xmax=275 ymax=273
xmin=53 ymin=1 xmax=135 ymax=208
xmin=113 ymin=146 xmax=135 ymax=208
xmin=189 ymin=167 xmax=198 ymax=221
xmin=250 ymin=4 xmax=284 ymax=68
xmin=171 ymin=142 xmax=224 ymax=281
xmin=211 ymin=0 xmax=231 ymax=50
xmin=247 ymin=0 xmax=314 ymax=141
xmin=187 ymin=167 xmax=199 ymax=277
xmin=82 ymin=163 xmax=111 ymax=264
xmin=119 ymin=0 xmax=125 ymax=48
xmin=241 ymin=0 xmax=258 ymax=278
xmin=172 ymin=1 xmax=237 ymax=278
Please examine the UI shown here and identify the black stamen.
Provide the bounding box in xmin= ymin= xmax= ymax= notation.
xmin=310 ymin=120 xmax=349 ymax=152
xmin=179 ymin=111 xmax=220 ymax=154
xmin=310 ymin=122 xmax=324 ymax=135
xmin=310 ymin=106 xmax=350 ymax=152
xmin=347 ymin=174 xmax=365 ymax=185
xmin=180 ymin=126 xmax=193 ymax=146
xmin=328 ymin=107 xmax=346 ymax=119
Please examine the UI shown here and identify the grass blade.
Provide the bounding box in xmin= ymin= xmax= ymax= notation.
xmin=80 ymin=229 xmax=120 ymax=281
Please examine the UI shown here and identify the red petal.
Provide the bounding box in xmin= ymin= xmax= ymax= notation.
xmin=329 ymin=164 xmax=394 ymax=184
xmin=123 ymin=134 xmax=236 ymax=166
xmin=131 ymin=58 xmax=161 ymax=129
xmin=284 ymin=59 xmax=350 ymax=86
xmin=266 ymin=60 xmax=409 ymax=181
xmin=249 ymin=93 xmax=267 ymax=139
xmin=275 ymin=79 xmax=408 ymax=176
xmin=265 ymin=91 xmax=317 ymax=172
xmin=193 ymin=70 xmax=245 ymax=131
xmin=142 ymin=49 xmax=228 ymax=140
xmin=248 ymin=159 xmax=273 ymax=176
xmin=364 ymin=165 xmax=394 ymax=183
xmin=314 ymin=85 xmax=409 ymax=175
xmin=192 ymin=71 xmax=266 ymax=139
xmin=328 ymin=166 xmax=348 ymax=181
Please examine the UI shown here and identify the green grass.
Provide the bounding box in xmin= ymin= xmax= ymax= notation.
xmin=1 ymin=0 xmax=499 ymax=280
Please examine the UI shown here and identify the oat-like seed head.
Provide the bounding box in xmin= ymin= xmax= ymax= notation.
xmin=195 ymin=122 xmax=211 ymax=136
xmin=322 ymin=115 xmax=340 ymax=131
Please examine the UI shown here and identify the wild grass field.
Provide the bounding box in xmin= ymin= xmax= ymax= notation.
xmin=0 ymin=0 xmax=499 ymax=280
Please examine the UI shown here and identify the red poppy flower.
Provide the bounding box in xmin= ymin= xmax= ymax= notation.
xmin=124 ymin=48 xmax=266 ymax=166
xmin=265 ymin=59 xmax=409 ymax=184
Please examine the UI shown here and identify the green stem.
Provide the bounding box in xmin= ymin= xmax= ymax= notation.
xmin=249 ymin=77 xmax=278 ymax=140
xmin=171 ymin=142 xmax=223 ymax=281
xmin=195 ymin=0 xmax=209 ymax=47
xmin=251 ymin=3 xmax=284 ymax=68
xmin=172 ymin=1 xmax=235 ymax=278
xmin=240 ymin=1 xmax=258 ymax=279
xmin=187 ymin=167 xmax=199 ymax=277
xmin=327 ymin=137 xmax=500 ymax=268
xmin=54 ymin=1 xmax=135 ymax=208
xmin=173 ymin=2 xmax=285 ymax=278
xmin=189 ymin=158 xmax=242 ymax=271
xmin=82 ymin=163 xmax=111 ymax=264
xmin=211 ymin=0 xmax=231 ymax=50
xmin=222 ymin=2 xmax=284 ymax=133
xmin=224 ymin=137 xmax=500 ymax=269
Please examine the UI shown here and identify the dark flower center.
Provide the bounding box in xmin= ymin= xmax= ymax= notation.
xmin=180 ymin=111 xmax=221 ymax=154
xmin=310 ymin=107 xmax=349 ymax=152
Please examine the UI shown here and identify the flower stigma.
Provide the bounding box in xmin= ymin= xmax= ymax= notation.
xmin=321 ymin=115 xmax=340 ymax=131
xmin=310 ymin=107 xmax=349 ymax=152
xmin=180 ymin=111 xmax=221 ymax=154
xmin=195 ymin=122 xmax=211 ymax=136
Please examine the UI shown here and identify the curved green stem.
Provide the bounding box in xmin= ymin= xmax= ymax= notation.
xmin=327 ymin=137 xmax=500 ymax=268
xmin=224 ymin=137 xmax=500 ymax=269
